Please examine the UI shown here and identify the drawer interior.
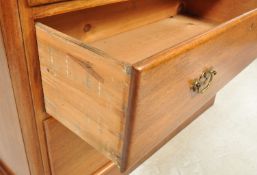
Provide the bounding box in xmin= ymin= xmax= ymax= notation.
xmin=38 ymin=0 xmax=257 ymax=64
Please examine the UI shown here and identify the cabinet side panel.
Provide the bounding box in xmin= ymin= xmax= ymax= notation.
xmin=1 ymin=0 xmax=46 ymax=174
xmin=0 ymin=27 xmax=30 ymax=175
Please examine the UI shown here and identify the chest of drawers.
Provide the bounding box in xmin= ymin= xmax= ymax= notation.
xmin=1 ymin=0 xmax=257 ymax=174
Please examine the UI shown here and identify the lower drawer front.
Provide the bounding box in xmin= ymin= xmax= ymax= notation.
xmin=44 ymin=118 xmax=110 ymax=175
xmin=36 ymin=5 xmax=257 ymax=171
xmin=129 ymin=10 xmax=257 ymax=167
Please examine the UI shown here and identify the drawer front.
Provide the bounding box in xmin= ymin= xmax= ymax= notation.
xmin=129 ymin=10 xmax=257 ymax=168
xmin=44 ymin=118 xmax=110 ymax=175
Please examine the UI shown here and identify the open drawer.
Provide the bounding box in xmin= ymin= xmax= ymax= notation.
xmin=36 ymin=0 xmax=257 ymax=172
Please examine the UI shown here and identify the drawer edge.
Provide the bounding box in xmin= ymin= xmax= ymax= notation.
xmin=134 ymin=9 xmax=257 ymax=71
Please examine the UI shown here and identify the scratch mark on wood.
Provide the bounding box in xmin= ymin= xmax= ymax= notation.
xmin=97 ymin=117 xmax=103 ymax=134
xmin=68 ymin=54 xmax=104 ymax=83
xmin=49 ymin=46 xmax=57 ymax=77
xmin=49 ymin=47 xmax=54 ymax=64
xmin=65 ymin=55 xmax=69 ymax=77
xmin=85 ymin=76 xmax=91 ymax=88
xmin=98 ymin=82 xmax=101 ymax=96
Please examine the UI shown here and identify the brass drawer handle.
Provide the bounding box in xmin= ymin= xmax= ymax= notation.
xmin=191 ymin=68 xmax=217 ymax=93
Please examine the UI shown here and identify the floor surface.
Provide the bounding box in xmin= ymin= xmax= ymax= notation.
xmin=131 ymin=59 xmax=257 ymax=175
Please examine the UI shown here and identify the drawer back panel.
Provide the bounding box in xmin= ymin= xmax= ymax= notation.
xmin=39 ymin=0 xmax=180 ymax=42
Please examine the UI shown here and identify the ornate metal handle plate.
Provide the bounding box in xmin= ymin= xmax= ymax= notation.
xmin=191 ymin=68 xmax=217 ymax=93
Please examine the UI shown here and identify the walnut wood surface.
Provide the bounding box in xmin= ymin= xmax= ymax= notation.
xmin=44 ymin=118 xmax=110 ymax=175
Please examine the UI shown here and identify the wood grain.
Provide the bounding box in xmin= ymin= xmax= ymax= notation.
xmin=0 ymin=0 xmax=45 ymax=174
xmin=129 ymin=8 xmax=257 ymax=169
xmin=182 ymin=0 xmax=257 ymax=22
xmin=36 ymin=3 xmax=257 ymax=172
xmin=17 ymin=0 xmax=53 ymax=173
xmin=0 ymin=26 xmax=30 ymax=175
xmin=40 ymin=0 xmax=180 ymax=43
xmin=44 ymin=118 xmax=110 ymax=175
xmin=33 ymin=0 xmax=128 ymax=18
xmin=94 ymin=162 xmax=121 ymax=175
xmin=91 ymin=15 xmax=215 ymax=63
xmin=36 ymin=23 xmax=132 ymax=169
xmin=28 ymin=0 xmax=68 ymax=7
xmin=94 ymin=96 xmax=216 ymax=175
xmin=5 ymin=0 xmax=257 ymax=174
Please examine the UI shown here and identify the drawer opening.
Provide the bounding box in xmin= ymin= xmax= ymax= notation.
xmin=38 ymin=0 xmax=218 ymax=64
xmin=36 ymin=0 xmax=257 ymax=172
xmin=37 ymin=0 xmax=257 ymax=65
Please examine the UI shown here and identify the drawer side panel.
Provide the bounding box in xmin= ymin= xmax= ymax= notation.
xmin=36 ymin=23 xmax=132 ymax=168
